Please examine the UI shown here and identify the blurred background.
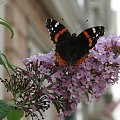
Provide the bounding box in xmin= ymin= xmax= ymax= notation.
xmin=0 ymin=0 xmax=120 ymax=120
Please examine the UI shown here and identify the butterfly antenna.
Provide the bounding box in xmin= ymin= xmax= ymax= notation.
xmin=62 ymin=18 xmax=74 ymax=33
xmin=75 ymin=20 xmax=88 ymax=33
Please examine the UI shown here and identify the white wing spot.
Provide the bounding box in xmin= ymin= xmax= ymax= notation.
xmin=51 ymin=27 xmax=54 ymax=30
xmin=55 ymin=22 xmax=59 ymax=28
xmin=50 ymin=19 xmax=52 ymax=22
xmin=92 ymin=28 xmax=96 ymax=33
xmin=96 ymin=34 xmax=98 ymax=37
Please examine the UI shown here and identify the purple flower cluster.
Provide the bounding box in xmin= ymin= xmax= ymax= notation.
xmin=20 ymin=35 xmax=120 ymax=119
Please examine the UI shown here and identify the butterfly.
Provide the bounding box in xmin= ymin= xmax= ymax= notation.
xmin=45 ymin=18 xmax=105 ymax=66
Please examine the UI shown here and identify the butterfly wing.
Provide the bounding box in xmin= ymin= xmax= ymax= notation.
xmin=82 ymin=26 xmax=105 ymax=48
xmin=74 ymin=26 xmax=105 ymax=65
xmin=46 ymin=19 xmax=105 ymax=66
xmin=45 ymin=18 xmax=72 ymax=66
xmin=45 ymin=18 xmax=71 ymax=44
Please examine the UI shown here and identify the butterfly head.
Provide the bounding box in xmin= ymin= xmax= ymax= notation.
xmin=71 ymin=33 xmax=77 ymax=40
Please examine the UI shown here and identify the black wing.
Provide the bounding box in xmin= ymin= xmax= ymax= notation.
xmin=45 ymin=18 xmax=71 ymax=44
xmin=74 ymin=26 xmax=105 ymax=65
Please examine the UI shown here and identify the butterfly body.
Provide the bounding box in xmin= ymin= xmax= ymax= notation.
xmin=46 ymin=18 xmax=105 ymax=66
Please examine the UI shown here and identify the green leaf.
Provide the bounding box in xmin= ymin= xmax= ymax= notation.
xmin=1 ymin=53 xmax=15 ymax=71
xmin=0 ymin=100 xmax=15 ymax=120
xmin=7 ymin=109 xmax=24 ymax=120
xmin=0 ymin=18 xmax=14 ymax=39
xmin=0 ymin=52 xmax=15 ymax=76
xmin=0 ymin=52 xmax=10 ymax=75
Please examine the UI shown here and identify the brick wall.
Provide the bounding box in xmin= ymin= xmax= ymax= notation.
xmin=5 ymin=0 xmax=49 ymax=66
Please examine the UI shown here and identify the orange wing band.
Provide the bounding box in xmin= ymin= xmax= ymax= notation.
xmin=54 ymin=28 xmax=67 ymax=43
xmin=84 ymin=31 xmax=93 ymax=47
xmin=55 ymin=52 xmax=68 ymax=66
xmin=75 ymin=54 xmax=88 ymax=65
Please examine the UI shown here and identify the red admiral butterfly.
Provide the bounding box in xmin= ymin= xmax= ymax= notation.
xmin=45 ymin=18 xmax=105 ymax=66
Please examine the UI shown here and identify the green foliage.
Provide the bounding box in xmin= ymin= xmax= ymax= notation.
xmin=0 ymin=18 xmax=24 ymax=120
xmin=0 ymin=100 xmax=15 ymax=120
xmin=7 ymin=109 xmax=24 ymax=120
xmin=0 ymin=18 xmax=15 ymax=75
xmin=0 ymin=18 xmax=14 ymax=38
xmin=0 ymin=52 xmax=15 ymax=76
